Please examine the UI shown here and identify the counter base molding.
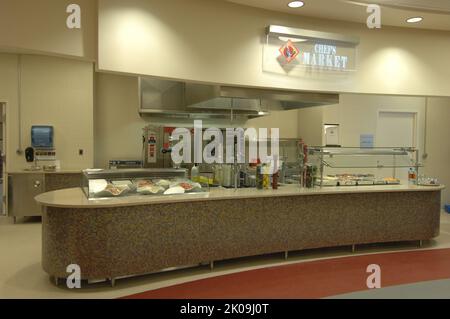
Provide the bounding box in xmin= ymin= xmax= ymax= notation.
xmin=41 ymin=189 xmax=441 ymax=282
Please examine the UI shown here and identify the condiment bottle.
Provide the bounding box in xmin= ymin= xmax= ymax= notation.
xmin=191 ymin=164 xmax=199 ymax=182
xmin=263 ymin=165 xmax=270 ymax=189
xmin=256 ymin=164 xmax=263 ymax=190
xmin=272 ymin=172 xmax=279 ymax=190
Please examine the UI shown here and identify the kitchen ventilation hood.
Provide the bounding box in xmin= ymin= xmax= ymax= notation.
xmin=139 ymin=76 xmax=339 ymax=119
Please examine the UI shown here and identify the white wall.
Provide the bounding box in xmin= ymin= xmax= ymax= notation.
xmin=246 ymin=110 xmax=299 ymax=139
xmin=423 ymin=98 xmax=450 ymax=205
xmin=322 ymin=95 xmax=426 ymax=149
xmin=297 ymin=107 xmax=324 ymax=146
xmin=0 ymin=53 xmax=94 ymax=171
xmin=0 ymin=54 xmax=18 ymax=172
xmin=95 ymin=73 xmax=144 ymax=168
xmin=99 ymin=0 xmax=450 ymax=96
xmin=0 ymin=0 xmax=97 ymax=61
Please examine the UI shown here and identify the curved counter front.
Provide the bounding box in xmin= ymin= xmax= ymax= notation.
xmin=36 ymin=185 xmax=445 ymax=283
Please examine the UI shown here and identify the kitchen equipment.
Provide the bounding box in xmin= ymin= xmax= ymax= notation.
xmin=142 ymin=125 xmax=201 ymax=169
xmin=308 ymin=147 xmax=422 ymax=188
xmin=139 ymin=77 xmax=340 ymax=120
xmin=221 ymin=164 xmax=233 ymax=188
xmin=109 ymin=160 xmax=143 ymax=169
xmin=81 ymin=168 xmax=206 ymax=200
xmin=8 ymin=172 xmax=83 ymax=221
xmin=244 ymin=167 xmax=257 ymax=188
xmin=8 ymin=173 xmax=44 ymax=220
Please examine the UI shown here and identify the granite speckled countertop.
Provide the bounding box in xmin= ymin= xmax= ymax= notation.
xmin=35 ymin=184 xmax=445 ymax=209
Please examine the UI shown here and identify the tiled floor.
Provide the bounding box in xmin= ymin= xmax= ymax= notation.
xmin=330 ymin=279 xmax=450 ymax=299
xmin=1 ymin=212 xmax=450 ymax=299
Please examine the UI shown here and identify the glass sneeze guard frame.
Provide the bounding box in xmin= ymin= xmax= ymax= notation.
xmin=308 ymin=147 xmax=422 ymax=188
xmin=82 ymin=168 xmax=210 ymax=200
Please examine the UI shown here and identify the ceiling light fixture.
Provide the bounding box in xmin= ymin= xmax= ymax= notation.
xmin=278 ymin=36 xmax=308 ymax=43
xmin=406 ymin=17 xmax=423 ymax=23
xmin=287 ymin=1 xmax=305 ymax=9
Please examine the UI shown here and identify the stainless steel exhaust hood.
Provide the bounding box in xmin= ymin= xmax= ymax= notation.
xmin=139 ymin=76 xmax=339 ymax=119
xmin=185 ymin=83 xmax=263 ymax=113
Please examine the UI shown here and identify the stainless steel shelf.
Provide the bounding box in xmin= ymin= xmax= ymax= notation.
xmin=309 ymin=147 xmax=415 ymax=157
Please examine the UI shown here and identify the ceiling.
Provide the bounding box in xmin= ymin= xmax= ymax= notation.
xmin=225 ymin=0 xmax=450 ymax=31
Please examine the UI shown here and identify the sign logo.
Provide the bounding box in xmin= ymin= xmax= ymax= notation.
xmin=279 ymin=40 xmax=300 ymax=63
xmin=279 ymin=41 xmax=349 ymax=70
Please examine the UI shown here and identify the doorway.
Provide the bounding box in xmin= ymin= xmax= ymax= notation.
xmin=377 ymin=110 xmax=418 ymax=181
xmin=377 ymin=111 xmax=417 ymax=148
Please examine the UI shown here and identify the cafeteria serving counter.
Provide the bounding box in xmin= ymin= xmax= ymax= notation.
xmin=36 ymin=184 xmax=445 ymax=286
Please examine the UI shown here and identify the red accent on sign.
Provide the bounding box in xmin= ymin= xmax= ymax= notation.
xmin=279 ymin=40 xmax=300 ymax=63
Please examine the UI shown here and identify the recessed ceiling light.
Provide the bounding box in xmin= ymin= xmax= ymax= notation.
xmin=406 ymin=17 xmax=423 ymax=23
xmin=288 ymin=1 xmax=305 ymax=9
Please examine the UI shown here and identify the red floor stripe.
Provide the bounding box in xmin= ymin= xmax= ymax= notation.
xmin=122 ymin=248 xmax=450 ymax=299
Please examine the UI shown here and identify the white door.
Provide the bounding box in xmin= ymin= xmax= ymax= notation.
xmin=377 ymin=111 xmax=417 ymax=148
xmin=377 ymin=111 xmax=417 ymax=181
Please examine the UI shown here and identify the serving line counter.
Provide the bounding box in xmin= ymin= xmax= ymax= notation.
xmin=36 ymin=184 xmax=445 ymax=285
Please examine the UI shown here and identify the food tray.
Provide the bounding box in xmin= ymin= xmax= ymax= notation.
xmin=357 ymin=181 xmax=375 ymax=186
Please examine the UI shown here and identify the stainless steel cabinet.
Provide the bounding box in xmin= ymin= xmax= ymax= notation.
xmin=7 ymin=173 xmax=82 ymax=220
xmin=8 ymin=173 xmax=45 ymax=218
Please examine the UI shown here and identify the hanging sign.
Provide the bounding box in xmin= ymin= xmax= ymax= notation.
xmin=264 ymin=25 xmax=359 ymax=75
